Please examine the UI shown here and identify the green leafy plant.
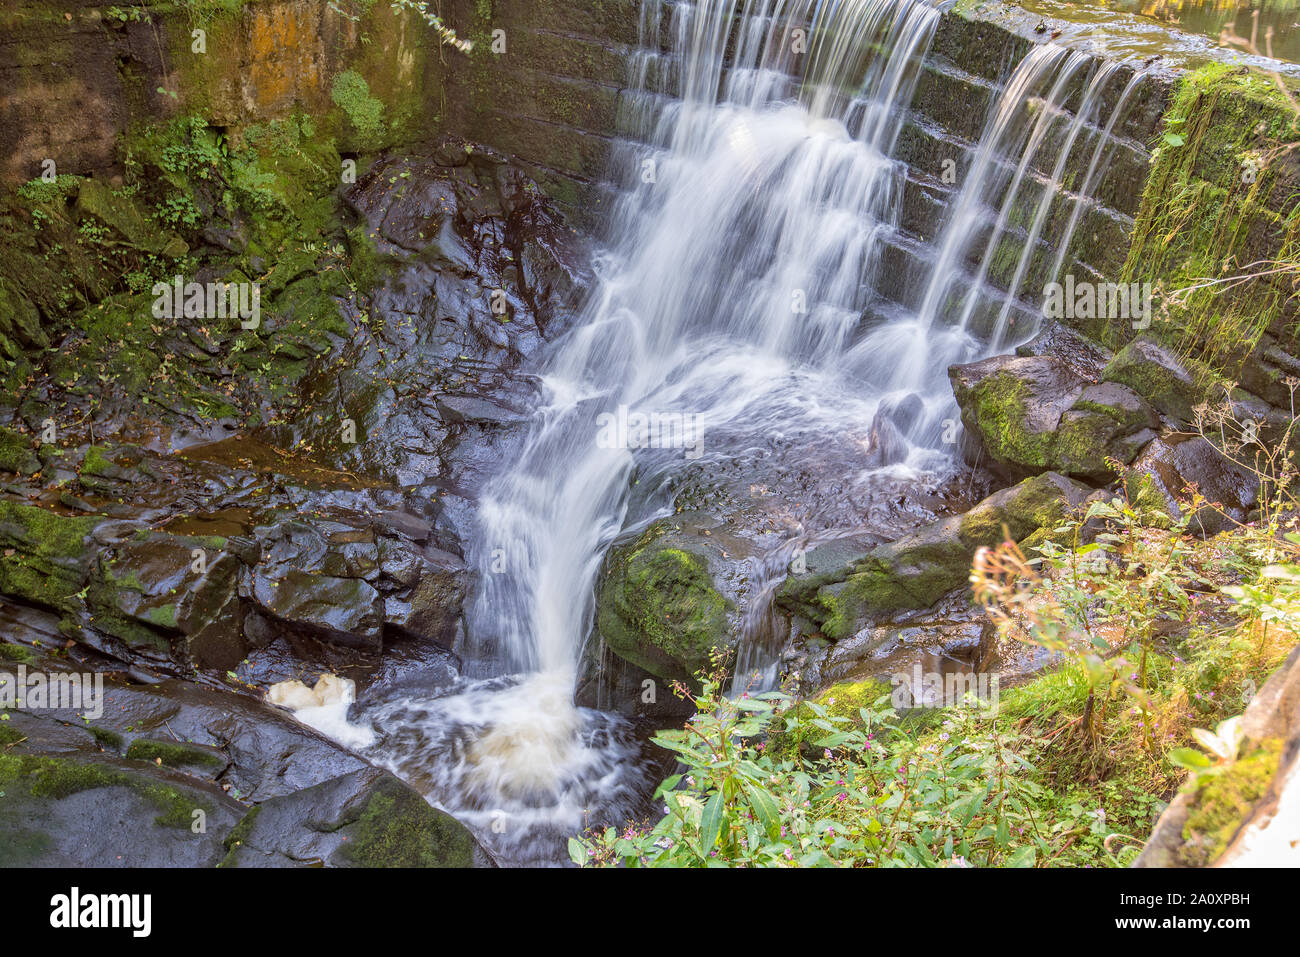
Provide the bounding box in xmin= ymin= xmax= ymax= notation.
xmin=573 ymin=661 xmax=1058 ymax=868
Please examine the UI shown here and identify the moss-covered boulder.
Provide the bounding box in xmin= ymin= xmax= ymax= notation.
xmin=0 ymin=501 xmax=102 ymax=616
xmin=950 ymin=354 xmax=1158 ymax=481
xmin=596 ymin=520 xmax=735 ymax=683
xmin=0 ymin=427 xmax=40 ymax=476
xmin=1101 ymin=337 xmax=1212 ymax=426
xmin=778 ymin=472 xmax=1091 ymax=639
xmin=219 ymin=767 xmax=480 ymax=868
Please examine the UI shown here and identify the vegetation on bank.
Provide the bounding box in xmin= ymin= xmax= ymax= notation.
xmin=575 ymin=423 xmax=1300 ymax=867
xmin=0 ymin=107 xmax=397 ymax=428
xmin=1121 ymin=62 xmax=1300 ymax=378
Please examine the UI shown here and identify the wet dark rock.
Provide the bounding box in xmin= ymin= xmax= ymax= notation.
xmin=247 ymin=569 xmax=384 ymax=652
xmin=1014 ymin=320 xmax=1113 ymax=381
xmin=777 ymin=472 xmax=1092 ymax=639
xmin=864 ymin=406 xmax=911 ymax=467
xmin=950 ymin=353 xmax=1158 ymax=481
xmin=88 ymin=531 xmax=248 ymax=670
xmin=1128 ymin=434 xmax=1260 ymax=536
xmin=380 ymin=544 xmax=470 ymax=647
xmin=0 ymin=639 xmax=481 ymax=867
xmin=1102 ymin=337 xmax=1210 ymax=426
xmin=436 ymin=393 xmax=531 ymax=427
xmin=373 ymin=510 xmax=433 ymax=544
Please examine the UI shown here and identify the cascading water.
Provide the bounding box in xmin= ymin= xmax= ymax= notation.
xmin=304 ymin=0 xmax=1150 ymax=865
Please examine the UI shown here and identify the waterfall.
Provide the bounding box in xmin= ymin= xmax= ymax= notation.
xmin=468 ymin=0 xmax=943 ymax=682
xmin=324 ymin=0 xmax=1148 ymax=865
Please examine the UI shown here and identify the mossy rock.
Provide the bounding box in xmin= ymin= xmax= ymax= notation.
xmin=596 ymin=522 xmax=734 ymax=683
xmin=951 ymin=355 xmax=1159 ymax=481
xmin=1119 ymin=63 xmax=1300 ymax=372
xmin=0 ymin=753 xmax=211 ymax=830
xmin=0 ymin=278 xmax=48 ymax=356
xmin=957 ymin=471 xmax=1094 ymax=546
xmin=333 ymin=774 xmax=476 ymax=868
xmin=0 ymin=427 xmax=40 ymax=476
xmin=219 ymin=769 xmax=479 ymax=868
xmin=0 ymin=501 xmax=102 ymax=613
xmin=779 ymin=473 xmax=1091 ymax=639
xmin=126 ymin=737 xmax=225 ymax=770
xmin=1179 ymin=737 xmax=1284 ymax=866
xmin=1102 ymin=338 xmax=1212 ymax=426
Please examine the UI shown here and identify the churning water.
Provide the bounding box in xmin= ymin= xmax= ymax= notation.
xmin=307 ymin=0 xmax=1148 ymax=864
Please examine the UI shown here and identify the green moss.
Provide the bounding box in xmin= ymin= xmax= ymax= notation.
xmin=143 ymin=604 xmax=179 ymax=631
xmin=1180 ymin=737 xmax=1284 ymax=865
xmin=0 ymin=753 xmax=209 ymax=829
xmin=597 ymin=527 xmax=732 ymax=681
xmin=958 ymin=473 xmax=1077 ymax=547
xmin=79 ymin=445 xmax=117 ymax=478
xmin=126 ymin=737 xmax=222 ymax=768
xmin=1124 ymin=471 xmax=1177 ymax=527
xmin=0 ymin=644 xmax=34 ymax=663
xmin=963 ymin=372 xmax=1050 ymax=468
xmin=0 ymin=827 xmax=53 ymax=866
xmin=0 ymin=501 xmax=100 ymax=613
xmin=217 ymin=804 xmax=262 ymax=868
xmin=1121 ymin=64 xmax=1300 ymax=372
xmin=87 ymin=726 xmax=125 ymax=751
xmin=0 ymin=427 xmax=39 ymax=475
xmin=331 ymin=69 xmax=387 ymax=151
xmin=335 ymin=777 xmax=475 ymax=868
xmin=0 ymin=725 xmax=26 ymax=747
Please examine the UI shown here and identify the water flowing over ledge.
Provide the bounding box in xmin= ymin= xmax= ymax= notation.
xmin=319 ymin=0 xmax=1162 ymax=865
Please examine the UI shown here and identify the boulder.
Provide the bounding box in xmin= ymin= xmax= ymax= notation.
xmin=950 ymin=354 xmax=1158 ymax=481
xmin=1127 ymin=434 xmax=1260 ymax=536
xmin=246 ymin=569 xmax=383 ymax=652
xmin=1102 ymin=337 xmax=1210 ymax=425
xmin=596 ymin=518 xmax=737 ymax=683
xmin=777 ymin=472 xmax=1092 ymax=639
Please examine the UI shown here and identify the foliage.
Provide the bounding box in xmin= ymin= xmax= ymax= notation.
xmin=573 ymin=664 xmax=1064 ymax=868
xmin=580 ymin=420 xmax=1300 ymax=866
